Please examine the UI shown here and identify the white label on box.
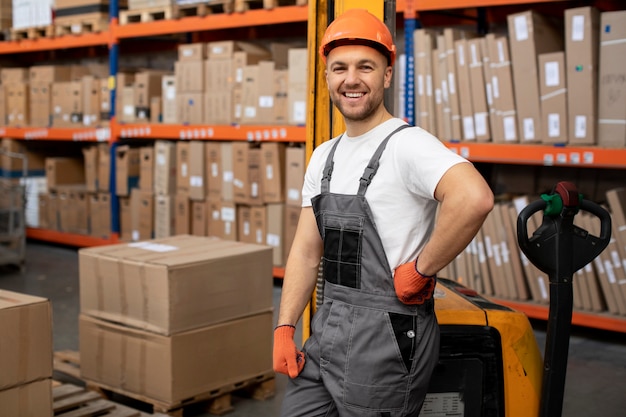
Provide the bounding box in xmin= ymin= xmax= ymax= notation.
xmin=255 ymin=230 xmax=263 ymax=244
xmin=548 ymin=113 xmax=561 ymax=138
xmin=221 ymin=207 xmax=235 ymax=222
xmin=123 ymin=105 xmax=134 ymax=116
xmin=288 ymin=188 xmax=301 ymax=201
xmin=470 ymin=43 xmax=478 ymax=66
xmin=293 ymin=101 xmax=306 ymax=123
xmin=129 ymin=242 xmax=178 ymax=252
xmin=523 ymin=118 xmax=535 ymax=140
xmin=183 ymin=49 xmax=193 ymax=57
xmin=435 ymin=88 xmax=442 ymax=104
xmin=211 ymin=162 xmax=219 ymax=177
xmin=55 ymin=105 xmax=61 ymax=114
xmin=259 ymin=95 xmax=274 ymax=108
xmin=236 ymin=68 xmax=243 ymax=83
xmin=503 ymin=116 xmax=516 ymax=141
xmin=462 ymin=116 xmax=476 ymax=140
xmin=605 ymin=260 xmax=616 ymax=283
xmin=448 ymin=73 xmax=455 ymax=94
xmin=181 ymin=162 xmax=188 ymax=177
xmin=190 ymin=176 xmax=203 ymax=187
xmin=538 ymin=276 xmax=548 ymax=300
xmin=165 ymin=86 xmax=176 ymax=100
xmin=266 ymin=165 xmax=274 ymax=179
xmin=426 ymin=75 xmax=432 ymax=97
xmin=212 ymin=210 xmax=220 ymax=220
xmin=132 ymin=230 xmax=139 ymax=241
xmin=156 ymin=154 xmax=166 ymax=166
xmin=572 ymin=15 xmax=585 ymax=41
xmin=244 ymin=106 xmax=256 ymax=118
xmin=223 ymin=170 xmax=233 ymax=182
xmin=575 ymin=115 xmax=587 ymax=137
xmin=417 ymin=74 xmax=424 ymax=96
xmin=420 ymin=392 xmax=464 ymax=417
xmin=497 ymin=40 xmax=505 ymax=63
xmin=267 ymin=233 xmax=280 ymax=247
xmin=514 ymin=15 xmax=529 ymax=41
xmin=548 ymin=113 xmax=560 ymax=137
xmin=492 ymin=75 xmax=499 ymax=99
xmin=545 ymin=61 xmax=560 ymax=87
xmin=442 ymin=80 xmax=449 ymax=102
xmin=457 ymin=44 xmax=465 ymax=66
xmin=71 ymin=23 xmax=81 ymax=34
xmin=234 ymin=104 xmax=242 ymax=118
xmin=243 ymin=221 xmax=250 ymax=236
xmin=233 ymin=178 xmax=244 ymax=189
xmin=251 ymin=182 xmax=258 ymax=197
xmin=225 ymin=222 xmax=232 ymax=234
xmin=212 ymin=46 xmax=225 ymax=55
xmin=485 ymin=83 xmax=493 ymax=106
xmin=475 ymin=113 xmax=487 ymax=136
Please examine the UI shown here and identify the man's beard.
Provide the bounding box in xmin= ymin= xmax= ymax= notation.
xmin=331 ymin=93 xmax=381 ymax=124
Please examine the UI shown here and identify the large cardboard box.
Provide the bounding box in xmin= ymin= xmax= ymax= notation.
xmin=79 ymin=235 xmax=273 ymax=335
xmin=115 ymin=145 xmax=140 ymax=196
xmin=207 ymin=200 xmax=237 ymax=240
xmin=154 ymin=140 xmax=176 ymax=196
xmin=539 ymin=52 xmax=568 ymax=144
xmin=508 ymin=10 xmax=563 ymax=142
xmin=565 ymin=7 xmax=600 ymax=145
xmin=597 ymin=11 xmax=626 ymax=148
xmin=79 ymin=311 xmax=273 ymax=405
xmin=0 ymin=290 xmax=52 ymax=391
xmin=285 ymin=146 xmax=305 ymax=207
xmin=0 ymin=379 xmax=53 ymax=417
xmin=45 ymin=157 xmax=85 ymax=192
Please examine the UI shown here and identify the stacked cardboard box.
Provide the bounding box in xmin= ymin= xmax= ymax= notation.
xmin=0 ymin=290 xmax=53 ymax=417
xmin=78 ymin=235 xmax=274 ymax=406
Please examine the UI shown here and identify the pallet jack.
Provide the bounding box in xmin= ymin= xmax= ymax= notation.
xmin=423 ymin=182 xmax=611 ymax=417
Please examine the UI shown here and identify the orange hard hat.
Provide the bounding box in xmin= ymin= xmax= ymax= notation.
xmin=319 ymin=8 xmax=396 ymax=66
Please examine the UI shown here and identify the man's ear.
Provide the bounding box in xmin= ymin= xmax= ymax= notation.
xmin=384 ymin=66 xmax=393 ymax=88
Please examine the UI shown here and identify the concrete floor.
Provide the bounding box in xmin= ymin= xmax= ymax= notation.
xmin=1 ymin=241 xmax=625 ymax=416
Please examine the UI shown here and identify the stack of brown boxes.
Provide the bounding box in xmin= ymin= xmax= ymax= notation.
xmin=78 ymin=235 xmax=274 ymax=408
xmin=0 ymin=290 xmax=53 ymax=417
xmin=176 ymin=43 xmax=205 ymax=125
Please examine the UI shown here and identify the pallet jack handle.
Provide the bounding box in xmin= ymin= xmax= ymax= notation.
xmin=516 ymin=181 xmax=611 ymax=417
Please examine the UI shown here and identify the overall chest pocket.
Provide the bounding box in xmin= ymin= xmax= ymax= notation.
xmin=319 ymin=212 xmax=365 ymax=289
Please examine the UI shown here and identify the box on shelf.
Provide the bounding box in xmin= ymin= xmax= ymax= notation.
xmin=115 ymin=145 xmax=140 ymax=196
xmin=45 ymin=157 xmax=85 ymax=192
xmin=539 ymin=52 xmax=567 ymax=144
xmin=139 ymin=146 xmax=154 ymax=192
xmin=0 ymin=290 xmax=52 ymax=391
xmin=285 ymin=146 xmax=305 ymax=207
xmin=161 ymin=75 xmax=177 ymax=124
xmin=78 ymin=234 xmax=274 ymax=335
xmin=154 ymin=140 xmax=176 ymax=196
xmin=130 ymin=188 xmax=154 ymax=241
xmin=287 ymin=48 xmax=307 ymax=126
xmin=0 ymin=379 xmax=53 ymax=417
xmin=154 ymin=194 xmax=175 ymax=238
xmin=79 ymin=311 xmax=273 ymax=405
xmin=207 ymin=200 xmax=237 ymax=241
xmin=174 ymin=193 xmax=191 ymax=235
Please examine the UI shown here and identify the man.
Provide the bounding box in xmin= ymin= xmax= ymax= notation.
xmin=273 ymin=8 xmax=494 ymax=417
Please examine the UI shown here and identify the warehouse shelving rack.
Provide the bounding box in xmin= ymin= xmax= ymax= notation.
xmin=1 ymin=0 xmax=625 ymax=331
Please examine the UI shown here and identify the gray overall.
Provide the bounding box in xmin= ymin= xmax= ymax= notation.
xmin=280 ymin=125 xmax=440 ymax=417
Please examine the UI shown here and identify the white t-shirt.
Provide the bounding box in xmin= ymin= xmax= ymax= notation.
xmin=302 ymin=118 xmax=469 ymax=271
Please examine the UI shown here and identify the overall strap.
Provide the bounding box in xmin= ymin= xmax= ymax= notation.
xmin=320 ymin=134 xmax=343 ymax=194
xmin=357 ymin=124 xmax=411 ymax=196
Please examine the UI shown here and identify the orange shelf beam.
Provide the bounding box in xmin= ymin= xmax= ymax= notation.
xmin=444 ymin=141 xmax=626 ymax=169
xmin=113 ymin=6 xmax=309 ymax=39
xmin=273 ymin=267 xmax=285 ymax=279
xmin=492 ymin=298 xmax=626 ymax=333
xmin=27 ymin=228 xmax=118 ymax=247
xmin=401 ymin=0 xmax=568 ymax=11
xmin=0 ymin=126 xmax=111 ymax=142
xmin=0 ymin=32 xmax=110 ymax=54
xmin=112 ymin=123 xmax=306 ymax=142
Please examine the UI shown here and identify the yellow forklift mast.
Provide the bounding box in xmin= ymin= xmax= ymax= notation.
xmin=304 ymin=0 xmax=545 ymax=415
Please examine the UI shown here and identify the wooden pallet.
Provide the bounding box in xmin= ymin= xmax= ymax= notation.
xmin=119 ymin=6 xmax=176 ymax=25
xmin=175 ymin=0 xmax=235 ymax=17
xmin=10 ymin=25 xmax=55 ymax=41
xmin=54 ymin=350 xmax=82 ymax=380
xmin=53 ymin=382 xmax=168 ymax=417
xmin=55 ymin=13 xmax=109 ymax=36
xmin=234 ymin=0 xmax=306 ymax=12
xmin=86 ymin=372 xmax=275 ymax=416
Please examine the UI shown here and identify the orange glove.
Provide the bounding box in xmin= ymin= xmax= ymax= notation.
xmin=273 ymin=324 xmax=305 ymax=378
xmin=394 ymin=259 xmax=436 ymax=305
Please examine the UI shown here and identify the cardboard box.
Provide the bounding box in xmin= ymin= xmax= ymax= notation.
xmin=283 ymin=204 xmax=300 ymax=263
xmin=139 ymin=146 xmax=154 ymax=192
xmin=288 ymin=48 xmax=307 ymax=126
xmin=6 ymin=82 xmax=29 ymax=127
xmin=232 ymin=141 xmax=250 ymax=204
xmin=221 ymin=142 xmax=234 ymax=201
xmin=274 ymin=69 xmax=289 ymax=124
xmin=120 ymin=85 xmax=136 ymax=123
xmin=82 ymin=75 xmax=101 ymax=127
xmin=97 ymin=143 xmax=110 ymax=192
xmin=174 ymin=193 xmax=191 ymax=235
xmin=130 ymin=188 xmax=154 ymax=241
xmin=565 ymin=7 xmax=600 ymax=145
xmin=161 ymin=75 xmax=177 ymax=124
xmin=261 ymin=142 xmax=285 ymax=203
xmin=82 ymin=146 xmax=99 ymax=192
xmin=539 ymin=52 xmax=568 ymax=144
xmin=205 ymin=58 xmax=233 ymax=93
xmin=178 ymin=42 xmax=206 ymax=61
xmin=285 ymin=146 xmax=305 ymax=206
xmin=508 ymin=10 xmax=563 ymax=142
xmin=115 ymin=145 xmax=140 ymax=196
xmin=415 ymin=30 xmax=436 ymax=135
xmin=69 ymin=80 xmax=83 ymax=125
xmin=29 ymin=64 xmax=72 ymax=84
xmin=79 ymin=311 xmax=273 ymax=405
xmin=266 ymin=203 xmax=285 ymax=266
xmin=177 ymin=92 xmax=204 ymax=125
xmin=248 ymin=146 xmax=264 ymax=206
xmin=207 ymin=40 xmax=270 ymax=62
xmin=189 ymin=141 xmax=205 ymax=201
xmin=154 ymin=140 xmax=176 ymax=196
xmin=257 ymin=61 xmax=275 ymax=123
xmin=486 ymin=34 xmax=519 ymax=143
xmin=154 ymin=194 xmax=175 ymax=239
xmin=0 ymin=379 xmax=52 ymax=417
xmin=597 ymin=11 xmax=626 ymax=148
xmin=241 ymin=65 xmax=259 ymax=124
xmin=89 ymin=193 xmax=111 ymax=239
xmin=204 ymin=90 xmax=233 ymax=125
xmin=176 ymin=142 xmax=190 ymax=194
xmin=467 ymin=38 xmax=490 ymax=141
xmin=150 ymin=96 xmax=161 ymax=123
xmin=175 ymin=60 xmax=205 ymax=93
xmin=207 ymin=200 xmax=237 ymax=240
xmin=0 ymin=290 xmax=52 ymax=390
xmin=29 ymin=81 xmax=52 ymax=127
xmin=134 ymin=70 xmax=166 ymax=121
xmin=45 ymin=157 xmax=85 ymax=192
xmin=454 ymin=38 xmax=476 ymax=141
xmin=100 ymin=78 xmax=110 ymax=123
xmin=79 ymin=235 xmax=273 ymax=334
xmin=191 ymin=200 xmax=207 ymax=236
xmin=205 ymin=142 xmax=222 ymax=201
